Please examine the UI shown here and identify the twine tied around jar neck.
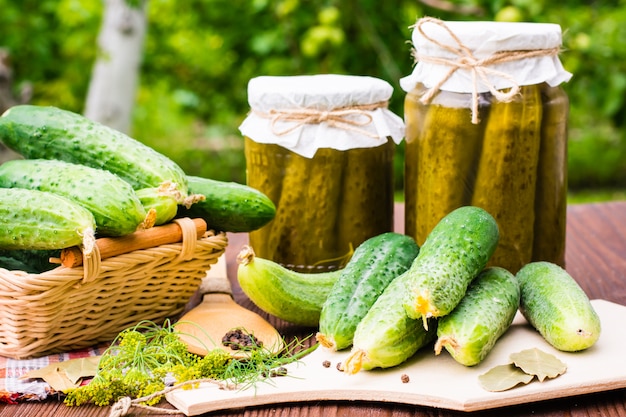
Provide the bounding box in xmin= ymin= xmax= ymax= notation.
xmin=413 ymin=17 xmax=561 ymax=124
xmin=254 ymin=101 xmax=388 ymax=138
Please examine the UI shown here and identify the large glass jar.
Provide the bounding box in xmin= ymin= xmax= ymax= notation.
xmin=240 ymin=75 xmax=405 ymax=273
xmin=400 ymin=18 xmax=571 ymax=273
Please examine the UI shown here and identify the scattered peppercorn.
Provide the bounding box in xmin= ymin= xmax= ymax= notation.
xmin=322 ymin=360 xmax=331 ymax=368
xmin=401 ymin=374 xmax=410 ymax=383
xmin=222 ymin=328 xmax=263 ymax=350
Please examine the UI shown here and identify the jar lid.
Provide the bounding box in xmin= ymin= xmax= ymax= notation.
xmin=400 ymin=18 xmax=572 ymax=94
xmin=239 ymin=74 xmax=405 ymax=158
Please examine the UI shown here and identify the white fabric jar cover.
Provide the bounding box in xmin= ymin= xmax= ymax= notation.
xmin=239 ymin=74 xmax=405 ymax=158
xmin=400 ymin=18 xmax=572 ymax=94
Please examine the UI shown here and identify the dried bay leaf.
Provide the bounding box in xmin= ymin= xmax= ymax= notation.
xmin=64 ymin=356 xmax=100 ymax=384
xmin=20 ymin=356 xmax=101 ymax=392
xmin=510 ymin=348 xmax=567 ymax=382
xmin=478 ymin=363 xmax=535 ymax=392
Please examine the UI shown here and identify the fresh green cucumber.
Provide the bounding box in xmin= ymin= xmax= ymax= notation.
xmin=316 ymin=232 xmax=419 ymax=351
xmin=236 ymin=245 xmax=341 ymax=326
xmin=177 ymin=175 xmax=276 ymax=233
xmin=0 ymin=105 xmax=189 ymax=201
xmin=0 ymin=158 xmax=148 ymax=236
xmin=402 ymin=206 xmax=499 ymax=327
xmin=434 ymin=266 xmax=520 ymax=366
xmin=516 ymin=261 xmax=601 ymax=352
xmin=342 ymin=271 xmax=437 ymax=374
xmin=136 ymin=186 xmax=179 ymax=226
xmin=0 ymin=188 xmax=96 ymax=252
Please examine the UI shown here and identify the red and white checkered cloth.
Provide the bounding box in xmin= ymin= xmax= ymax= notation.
xmin=0 ymin=345 xmax=107 ymax=404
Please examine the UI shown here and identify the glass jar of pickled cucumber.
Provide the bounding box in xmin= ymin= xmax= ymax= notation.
xmin=400 ymin=18 xmax=572 ymax=273
xmin=240 ymin=74 xmax=405 ymax=273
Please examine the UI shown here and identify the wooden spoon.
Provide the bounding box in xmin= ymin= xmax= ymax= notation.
xmin=176 ymin=258 xmax=283 ymax=358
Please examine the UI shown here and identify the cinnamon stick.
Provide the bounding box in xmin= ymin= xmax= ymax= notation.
xmin=60 ymin=218 xmax=208 ymax=268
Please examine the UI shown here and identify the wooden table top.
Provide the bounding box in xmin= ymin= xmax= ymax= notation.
xmin=3 ymin=201 xmax=626 ymax=417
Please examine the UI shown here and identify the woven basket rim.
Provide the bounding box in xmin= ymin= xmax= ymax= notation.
xmin=0 ymin=220 xmax=228 ymax=292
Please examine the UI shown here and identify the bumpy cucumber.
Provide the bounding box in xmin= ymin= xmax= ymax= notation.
xmin=136 ymin=186 xmax=179 ymax=226
xmin=316 ymin=232 xmax=419 ymax=351
xmin=0 ymin=105 xmax=189 ymax=200
xmin=236 ymin=245 xmax=341 ymax=326
xmin=0 ymin=188 xmax=96 ymax=251
xmin=516 ymin=261 xmax=601 ymax=352
xmin=342 ymin=272 xmax=437 ymax=374
xmin=434 ymin=266 xmax=520 ymax=366
xmin=402 ymin=206 xmax=499 ymax=327
xmin=0 ymin=159 xmax=148 ymax=236
xmin=177 ymin=175 xmax=276 ymax=233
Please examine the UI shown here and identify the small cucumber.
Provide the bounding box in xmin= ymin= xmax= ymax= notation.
xmin=177 ymin=175 xmax=276 ymax=233
xmin=0 ymin=159 xmax=149 ymax=236
xmin=236 ymin=245 xmax=341 ymax=326
xmin=136 ymin=186 xmax=179 ymax=226
xmin=0 ymin=105 xmax=189 ymax=201
xmin=0 ymin=188 xmax=96 ymax=252
xmin=342 ymin=272 xmax=437 ymax=374
xmin=402 ymin=206 xmax=499 ymax=327
xmin=516 ymin=261 xmax=601 ymax=352
xmin=434 ymin=266 xmax=520 ymax=366
xmin=316 ymin=232 xmax=419 ymax=351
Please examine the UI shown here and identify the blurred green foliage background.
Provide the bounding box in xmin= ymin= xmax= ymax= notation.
xmin=1 ymin=0 xmax=625 ymax=201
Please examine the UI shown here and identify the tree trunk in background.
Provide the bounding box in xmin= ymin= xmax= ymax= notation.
xmin=0 ymin=48 xmax=30 ymax=162
xmin=84 ymin=0 xmax=147 ymax=134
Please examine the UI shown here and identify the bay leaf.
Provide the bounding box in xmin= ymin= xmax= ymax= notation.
xmin=64 ymin=356 xmax=100 ymax=384
xmin=20 ymin=356 xmax=102 ymax=392
xmin=21 ymin=364 xmax=76 ymax=392
xmin=510 ymin=348 xmax=567 ymax=382
xmin=478 ymin=363 xmax=535 ymax=392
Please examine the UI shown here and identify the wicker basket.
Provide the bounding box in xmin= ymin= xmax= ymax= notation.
xmin=0 ymin=217 xmax=228 ymax=359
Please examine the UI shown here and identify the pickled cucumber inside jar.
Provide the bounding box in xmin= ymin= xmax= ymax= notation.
xmin=400 ymin=18 xmax=572 ymax=273
xmin=240 ymin=74 xmax=405 ymax=273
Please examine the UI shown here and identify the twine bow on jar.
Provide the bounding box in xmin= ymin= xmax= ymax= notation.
xmin=254 ymin=101 xmax=388 ymax=138
xmin=413 ymin=17 xmax=561 ymax=124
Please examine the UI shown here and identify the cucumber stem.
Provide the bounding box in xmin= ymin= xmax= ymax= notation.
xmin=434 ymin=335 xmax=458 ymax=356
xmin=237 ymin=245 xmax=256 ymax=266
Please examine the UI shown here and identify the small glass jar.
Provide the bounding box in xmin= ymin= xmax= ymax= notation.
xmin=400 ymin=19 xmax=571 ymax=273
xmin=240 ymin=75 xmax=405 ymax=273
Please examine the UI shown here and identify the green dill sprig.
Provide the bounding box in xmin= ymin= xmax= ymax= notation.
xmin=64 ymin=319 xmax=315 ymax=407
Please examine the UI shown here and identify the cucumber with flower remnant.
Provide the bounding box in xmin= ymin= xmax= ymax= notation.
xmin=0 ymin=105 xmax=190 ymax=203
xmin=402 ymin=206 xmax=499 ymax=329
xmin=0 ymin=188 xmax=97 ymax=253
xmin=136 ymin=186 xmax=179 ymax=226
xmin=342 ymin=271 xmax=437 ymax=374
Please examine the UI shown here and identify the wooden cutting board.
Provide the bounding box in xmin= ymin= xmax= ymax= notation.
xmin=167 ymin=299 xmax=626 ymax=415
